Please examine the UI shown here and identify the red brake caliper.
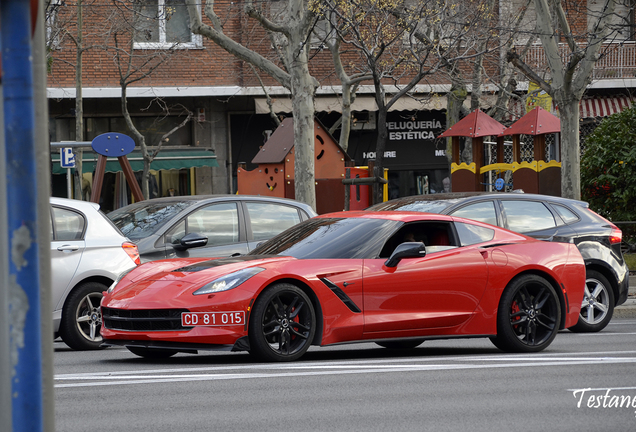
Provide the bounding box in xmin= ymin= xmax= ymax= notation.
xmin=511 ymin=301 xmax=521 ymax=330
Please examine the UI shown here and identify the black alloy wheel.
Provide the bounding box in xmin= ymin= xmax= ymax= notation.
xmin=491 ymin=274 xmax=561 ymax=353
xmin=59 ymin=281 xmax=107 ymax=351
xmin=569 ymin=270 xmax=614 ymax=333
xmin=249 ymin=283 xmax=316 ymax=362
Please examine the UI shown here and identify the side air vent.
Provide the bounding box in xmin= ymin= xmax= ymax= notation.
xmin=319 ymin=278 xmax=361 ymax=313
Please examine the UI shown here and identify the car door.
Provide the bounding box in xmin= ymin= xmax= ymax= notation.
xmin=50 ymin=205 xmax=86 ymax=311
xmin=498 ymin=199 xmax=576 ymax=241
xmin=164 ymin=201 xmax=249 ymax=258
xmin=362 ymin=221 xmax=489 ymax=334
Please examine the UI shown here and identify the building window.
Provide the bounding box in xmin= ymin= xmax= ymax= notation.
xmin=134 ymin=0 xmax=202 ymax=49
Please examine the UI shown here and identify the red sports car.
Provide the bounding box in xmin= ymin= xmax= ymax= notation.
xmin=101 ymin=212 xmax=585 ymax=361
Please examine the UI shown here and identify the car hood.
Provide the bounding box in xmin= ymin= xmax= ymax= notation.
xmin=105 ymin=255 xmax=294 ymax=305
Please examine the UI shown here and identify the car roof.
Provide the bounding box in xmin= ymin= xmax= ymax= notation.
xmin=50 ymin=196 xmax=101 ymax=212
xmin=370 ymin=192 xmax=589 ymax=210
xmin=109 ymin=194 xmax=317 ymax=214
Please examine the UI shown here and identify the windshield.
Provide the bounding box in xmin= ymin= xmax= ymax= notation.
xmin=108 ymin=201 xmax=194 ymax=240
xmin=249 ymin=217 xmax=400 ymax=259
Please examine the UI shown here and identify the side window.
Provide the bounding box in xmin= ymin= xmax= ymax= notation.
xmin=551 ymin=204 xmax=580 ymax=225
xmin=501 ymin=200 xmax=556 ymax=233
xmin=245 ymin=202 xmax=301 ymax=241
xmin=167 ymin=202 xmax=239 ymax=246
xmin=455 ymin=222 xmax=494 ymax=246
xmin=52 ymin=207 xmax=85 ymax=241
xmin=379 ymin=221 xmax=456 ymax=257
xmin=450 ymin=201 xmax=498 ymax=226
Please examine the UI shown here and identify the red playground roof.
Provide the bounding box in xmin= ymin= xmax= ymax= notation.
xmin=502 ymin=106 xmax=561 ymax=136
xmin=438 ymin=109 xmax=506 ymax=138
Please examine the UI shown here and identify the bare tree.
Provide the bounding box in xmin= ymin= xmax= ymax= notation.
xmin=46 ymin=0 xmax=104 ymax=199
xmin=105 ymin=2 xmax=194 ymax=199
xmin=506 ymin=0 xmax=621 ymax=199
xmin=324 ymin=0 xmax=496 ymax=203
xmin=185 ymin=0 xmax=319 ymax=210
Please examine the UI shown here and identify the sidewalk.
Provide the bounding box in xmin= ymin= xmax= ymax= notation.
xmin=613 ymin=274 xmax=636 ymax=319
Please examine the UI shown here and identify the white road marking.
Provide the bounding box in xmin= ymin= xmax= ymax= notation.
xmin=55 ymin=352 xmax=636 ymax=388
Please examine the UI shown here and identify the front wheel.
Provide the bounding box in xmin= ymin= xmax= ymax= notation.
xmin=569 ymin=270 xmax=614 ymax=333
xmin=491 ymin=275 xmax=561 ymax=353
xmin=59 ymin=282 xmax=107 ymax=350
xmin=249 ymin=284 xmax=316 ymax=362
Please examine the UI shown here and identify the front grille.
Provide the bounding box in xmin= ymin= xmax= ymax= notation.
xmin=102 ymin=307 xmax=188 ymax=331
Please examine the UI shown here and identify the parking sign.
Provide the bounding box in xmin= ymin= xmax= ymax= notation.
xmin=60 ymin=148 xmax=75 ymax=168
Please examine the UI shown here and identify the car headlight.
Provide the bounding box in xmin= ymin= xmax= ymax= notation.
xmin=107 ymin=267 xmax=135 ymax=294
xmin=193 ymin=267 xmax=265 ymax=295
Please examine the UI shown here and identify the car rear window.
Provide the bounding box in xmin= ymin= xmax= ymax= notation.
xmin=454 ymin=222 xmax=495 ymax=246
xmin=501 ymin=200 xmax=556 ymax=233
xmin=245 ymin=202 xmax=301 ymax=241
xmin=450 ymin=201 xmax=498 ymax=226
xmin=551 ymin=204 xmax=580 ymax=224
xmin=52 ymin=206 xmax=85 ymax=241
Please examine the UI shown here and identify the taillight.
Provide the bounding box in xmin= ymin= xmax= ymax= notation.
xmin=586 ymin=209 xmax=623 ymax=245
xmin=122 ymin=241 xmax=141 ymax=265
xmin=609 ymin=227 xmax=622 ymax=245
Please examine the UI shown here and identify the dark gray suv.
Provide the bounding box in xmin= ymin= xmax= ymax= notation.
xmin=369 ymin=192 xmax=630 ymax=332
xmin=108 ymin=195 xmax=316 ymax=263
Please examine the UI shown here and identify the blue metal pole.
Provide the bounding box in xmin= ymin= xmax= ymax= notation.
xmin=1 ymin=0 xmax=44 ymax=431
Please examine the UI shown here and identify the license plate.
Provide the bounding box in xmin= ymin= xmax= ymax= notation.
xmin=181 ymin=311 xmax=245 ymax=327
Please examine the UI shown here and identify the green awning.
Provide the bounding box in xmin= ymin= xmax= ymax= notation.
xmin=51 ymin=148 xmax=219 ymax=175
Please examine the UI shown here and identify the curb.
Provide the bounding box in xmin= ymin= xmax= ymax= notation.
xmin=614 ymin=299 xmax=636 ymax=319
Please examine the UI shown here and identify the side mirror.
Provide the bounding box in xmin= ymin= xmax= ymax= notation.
xmin=384 ymin=242 xmax=427 ymax=268
xmin=173 ymin=232 xmax=208 ymax=251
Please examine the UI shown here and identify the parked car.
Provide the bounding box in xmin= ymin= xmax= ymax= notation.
xmin=107 ymin=195 xmax=317 ymax=263
xmin=101 ymin=211 xmax=585 ymax=361
xmin=50 ymin=197 xmax=140 ymax=350
xmin=368 ymin=192 xmax=630 ymax=332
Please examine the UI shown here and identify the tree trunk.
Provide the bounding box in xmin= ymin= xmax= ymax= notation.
xmin=556 ymin=97 xmax=581 ymax=200
xmin=289 ymin=58 xmax=316 ymax=210
xmin=445 ymin=84 xmax=467 ymax=177
xmin=338 ymin=83 xmax=352 ymax=152
xmin=74 ymin=0 xmax=84 ymax=200
xmin=373 ymin=105 xmax=388 ymax=205
xmin=120 ymin=85 xmax=147 ymax=199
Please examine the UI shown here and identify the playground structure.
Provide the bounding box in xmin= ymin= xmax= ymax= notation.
xmin=440 ymin=107 xmax=562 ymax=195
xmin=237 ymin=118 xmax=352 ymax=214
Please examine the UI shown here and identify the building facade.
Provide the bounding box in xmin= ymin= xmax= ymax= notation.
xmin=47 ymin=0 xmax=636 ymax=210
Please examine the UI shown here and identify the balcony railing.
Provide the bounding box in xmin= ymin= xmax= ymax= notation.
xmin=522 ymin=42 xmax=636 ymax=80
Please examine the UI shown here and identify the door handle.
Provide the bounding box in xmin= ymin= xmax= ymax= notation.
xmin=57 ymin=244 xmax=80 ymax=252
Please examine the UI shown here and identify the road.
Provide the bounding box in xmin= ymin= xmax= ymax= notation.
xmin=54 ymin=319 xmax=636 ymax=432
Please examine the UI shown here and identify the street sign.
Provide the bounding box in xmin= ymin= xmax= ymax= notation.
xmin=60 ymin=147 xmax=75 ymax=168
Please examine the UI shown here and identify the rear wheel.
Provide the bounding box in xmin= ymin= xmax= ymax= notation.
xmin=376 ymin=340 xmax=424 ymax=350
xmin=491 ymin=275 xmax=561 ymax=353
xmin=249 ymin=284 xmax=316 ymax=362
xmin=127 ymin=347 xmax=178 ymax=359
xmin=569 ymin=270 xmax=614 ymax=333
xmin=59 ymin=282 xmax=107 ymax=351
